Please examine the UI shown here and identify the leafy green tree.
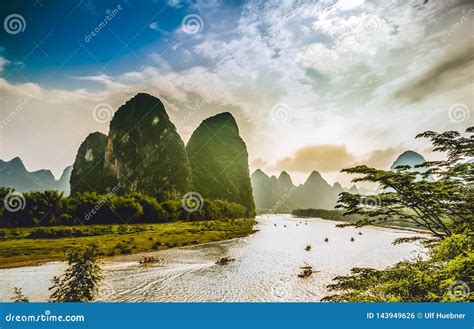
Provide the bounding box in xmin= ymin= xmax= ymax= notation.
xmin=325 ymin=127 xmax=473 ymax=302
xmin=30 ymin=190 xmax=65 ymax=226
xmin=126 ymin=193 xmax=168 ymax=222
xmin=335 ymin=127 xmax=473 ymax=241
xmin=49 ymin=245 xmax=103 ymax=302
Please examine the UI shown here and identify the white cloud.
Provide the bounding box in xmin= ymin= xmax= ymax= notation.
xmin=0 ymin=0 xmax=472 ymax=181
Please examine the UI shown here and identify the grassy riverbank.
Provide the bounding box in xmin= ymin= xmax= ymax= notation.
xmin=0 ymin=218 xmax=256 ymax=268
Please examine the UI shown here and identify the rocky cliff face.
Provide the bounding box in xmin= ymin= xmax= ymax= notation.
xmin=103 ymin=93 xmax=192 ymax=199
xmin=70 ymin=131 xmax=108 ymax=195
xmin=186 ymin=112 xmax=255 ymax=215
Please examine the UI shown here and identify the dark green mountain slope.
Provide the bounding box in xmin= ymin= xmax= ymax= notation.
xmin=187 ymin=112 xmax=255 ymax=215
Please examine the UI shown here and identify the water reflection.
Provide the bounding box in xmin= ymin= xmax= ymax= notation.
xmin=0 ymin=215 xmax=425 ymax=302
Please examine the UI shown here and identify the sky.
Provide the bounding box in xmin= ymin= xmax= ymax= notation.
xmin=0 ymin=0 xmax=472 ymax=187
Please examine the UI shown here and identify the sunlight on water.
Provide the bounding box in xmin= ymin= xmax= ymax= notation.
xmin=0 ymin=215 xmax=426 ymax=302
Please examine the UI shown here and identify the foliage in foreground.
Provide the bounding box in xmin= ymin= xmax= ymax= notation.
xmin=323 ymin=234 xmax=473 ymax=302
xmin=325 ymin=127 xmax=473 ymax=302
xmin=48 ymin=246 xmax=103 ymax=302
xmin=12 ymin=245 xmax=103 ymax=303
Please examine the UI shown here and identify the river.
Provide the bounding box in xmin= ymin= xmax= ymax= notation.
xmin=0 ymin=215 xmax=426 ymax=302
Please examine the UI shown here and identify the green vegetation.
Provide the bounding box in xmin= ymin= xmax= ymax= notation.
xmin=0 ymin=218 xmax=255 ymax=268
xmin=49 ymin=246 xmax=103 ymax=302
xmin=186 ymin=112 xmax=256 ymax=216
xmin=292 ymin=208 xmax=362 ymax=221
xmin=12 ymin=287 xmax=29 ymax=302
xmin=13 ymin=245 xmax=103 ymax=302
xmin=292 ymin=208 xmax=422 ymax=230
xmin=69 ymin=132 xmax=108 ymax=194
xmin=102 ymin=93 xmax=193 ymax=199
xmin=324 ymin=234 xmax=473 ymax=302
xmin=0 ymin=190 xmax=249 ymax=227
xmin=324 ymin=127 xmax=473 ymax=302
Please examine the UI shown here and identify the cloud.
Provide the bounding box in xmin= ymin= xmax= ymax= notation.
xmin=395 ymin=44 xmax=474 ymax=103
xmin=271 ymin=144 xmax=415 ymax=173
xmin=148 ymin=53 xmax=171 ymax=71
xmin=149 ymin=21 xmax=159 ymax=30
xmin=1 ymin=0 xmax=472 ymax=180
xmin=272 ymin=144 xmax=356 ymax=172
xmin=76 ymin=74 xmax=126 ymax=89
xmin=0 ymin=57 xmax=8 ymax=72
xmin=360 ymin=145 xmax=406 ymax=169
xmin=250 ymin=157 xmax=268 ymax=170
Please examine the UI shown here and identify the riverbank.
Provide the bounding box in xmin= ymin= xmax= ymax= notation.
xmin=0 ymin=215 xmax=424 ymax=302
xmin=291 ymin=208 xmax=428 ymax=232
xmin=0 ymin=218 xmax=256 ymax=269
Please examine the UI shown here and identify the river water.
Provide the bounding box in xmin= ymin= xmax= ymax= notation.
xmin=0 ymin=215 xmax=426 ymax=302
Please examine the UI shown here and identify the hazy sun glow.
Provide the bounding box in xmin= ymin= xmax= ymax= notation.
xmin=0 ymin=0 xmax=472 ymax=187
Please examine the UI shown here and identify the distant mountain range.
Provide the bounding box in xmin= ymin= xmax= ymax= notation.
xmin=251 ymin=169 xmax=358 ymax=212
xmin=0 ymin=157 xmax=72 ymax=195
xmin=252 ymin=150 xmax=428 ymax=213
xmin=1 ymin=113 xmax=428 ymax=213
xmin=390 ymin=150 xmax=427 ymax=171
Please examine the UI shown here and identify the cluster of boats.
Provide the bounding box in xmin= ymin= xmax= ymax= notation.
xmin=139 ymin=256 xmax=162 ymax=264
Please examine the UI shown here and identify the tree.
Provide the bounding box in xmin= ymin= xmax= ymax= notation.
xmin=324 ymin=127 xmax=473 ymax=302
xmin=12 ymin=287 xmax=29 ymax=302
xmin=49 ymin=245 xmax=103 ymax=302
xmin=335 ymin=127 xmax=473 ymax=242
